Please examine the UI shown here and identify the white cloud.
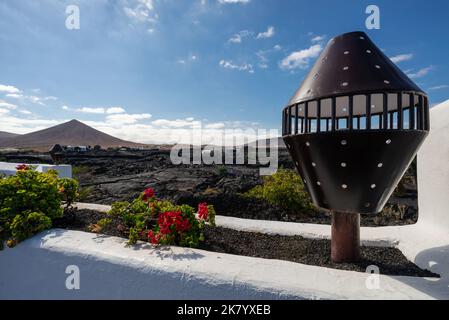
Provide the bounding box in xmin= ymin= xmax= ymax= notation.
xmin=123 ymin=0 xmax=158 ymax=30
xmin=1 ymin=86 xmax=57 ymax=106
xmin=28 ymin=96 xmax=45 ymax=105
xmin=256 ymin=26 xmax=275 ymax=39
xmin=152 ymin=118 xmax=200 ymax=128
xmin=219 ymin=60 xmax=254 ymax=73
xmin=6 ymin=93 xmax=22 ymax=99
xmin=24 ymin=95 xmax=57 ymax=106
xmin=280 ymin=44 xmax=323 ymax=70
xmin=0 ymin=116 xmax=60 ymax=135
xmin=0 ymin=84 xmax=20 ymax=94
xmin=228 ymin=30 xmax=252 ymax=43
xmin=177 ymin=55 xmax=198 ymax=64
xmin=62 ymin=105 xmax=70 ymax=110
xmin=19 ymin=110 xmax=32 ymax=115
xmin=390 ymin=53 xmax=413 ymax=63
xmin=311 ymin=35 xmax=325 ymax=43
xmin=0 ymin=108 xmax=10 ymax=115
xmin=205 ymin=122 xmax=225 ymax=129
xmin=106 ymin=113 xmax=152 ymax=124
xmin=218 ymin=0 xmax=250 ymax=4
xmin=106 ymin=107 xmax=126 ymax=114
xmin=407 ymin=66 xmax=433 ymax=79
xmin=0 ymin=100 xmax=17 ymax=109
xmin=76 ymin=107 xmax=105 ymax=114
xmin=256 ymin=50 xmax=269 ymax=69
xmin=273 ymin=44 xmax=282 ymax=51
xmin=428 ymin=85 xmax=448 ymax=91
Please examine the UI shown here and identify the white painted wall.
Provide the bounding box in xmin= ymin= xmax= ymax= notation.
xmin=0 ymin=162 xmax=72 ymax=178
xmin=0 ymin=229 xmax=438 ymax=300
xmin=417 ymin=100 xmax=449 ymax=230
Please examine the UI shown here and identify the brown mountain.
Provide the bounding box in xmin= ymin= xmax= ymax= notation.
xmin=0 ymin=131 xmax=20 ymax=139
xmin=0 ymin=119 xmax=146 ymax=151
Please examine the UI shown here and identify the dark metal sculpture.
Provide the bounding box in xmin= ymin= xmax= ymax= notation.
xmin=282 ymin=31 xmax=430 ymax=262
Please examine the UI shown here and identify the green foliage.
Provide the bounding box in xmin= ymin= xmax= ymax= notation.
xmin=207 ymin=205 xmax=216 ymax=227
xmin=58 ymin=178 xmax=79 ymax=207
xmin=244 ymin=168 xmax=315 ymax=214
xmin=96 ymin=218 xmax=113 ymax=230
xmin=217 ymin=165 xmax=228 ymax=177
xmin=106 ymin=188 xmax=215 ymax=248
xmin=78 ymin=186 xmax=94 ymax=202
xmin=9 ymin=211 xmax=52 ymax=245
xmin=72 ymin=165 xmax=90 ymax=177
xmin=0 ymin=166 xmax=79 ymax=248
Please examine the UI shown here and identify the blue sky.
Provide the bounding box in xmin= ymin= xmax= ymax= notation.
xmin=1 ymin=0 xmax=448 ymax=144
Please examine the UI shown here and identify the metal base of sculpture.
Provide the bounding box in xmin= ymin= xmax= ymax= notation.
xmin=331 ymin=211 xmax=360 ymax=263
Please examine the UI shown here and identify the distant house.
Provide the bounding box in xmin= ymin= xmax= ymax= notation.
xmin=62 ymin=145 xmax=90 ymax=152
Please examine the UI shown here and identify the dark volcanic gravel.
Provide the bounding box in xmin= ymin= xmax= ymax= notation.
xmin=200 ymin=226 xmax=438 ymax=278
xmin=54 ymin=209 xmax=438 ymax=278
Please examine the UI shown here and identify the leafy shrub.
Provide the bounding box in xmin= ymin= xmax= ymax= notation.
xmin=0 ymin=165 xmax=79 ymax=249
xmin=88 ymin=218 xmax=112 ymax=233
xmin=244 ymin=168 xmax=315 ymax=214
xmin=78 ymin=186 xmax=94 ymax=202
xmin=72 ymin=165 xmax=90 ymax=176
xmin=104 ymin=188 xmax=216 ymax=248
xmin=58 ymin=178 xmax=79 ymax=207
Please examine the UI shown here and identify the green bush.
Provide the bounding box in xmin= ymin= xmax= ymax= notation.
xmin=0 ymin=165 xmax=79 ymax=249
xmin=104 ymin=188 xmax=215 ymax=248
xmin=244 ymin=168 xmax=315 ymax=214
xmin=78 ymin=186 xmax=95 ymax=202
xmin=72 ymin=165 xmax=90 ymax=176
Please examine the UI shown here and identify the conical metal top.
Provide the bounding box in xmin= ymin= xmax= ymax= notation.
xmin=287 ymin=31 xmax=424 ymax=107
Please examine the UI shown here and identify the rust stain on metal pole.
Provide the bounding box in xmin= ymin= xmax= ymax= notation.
xmin=331 ymin=211 xmax=360 ymax=263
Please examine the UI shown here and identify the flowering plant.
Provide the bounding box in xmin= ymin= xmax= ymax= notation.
xmin=0 ymin=166 xmax=79 ymax=249
xmin=15 ymin=164 xmax=30 ymax=171
xmin=106 ymin=188 xmax=215 ymax=248
xmin=142 ymin=188 xmax=155 ymax=201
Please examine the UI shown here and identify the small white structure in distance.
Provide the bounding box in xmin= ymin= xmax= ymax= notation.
xmin=0 ymin=162 xmax=72 ymax=178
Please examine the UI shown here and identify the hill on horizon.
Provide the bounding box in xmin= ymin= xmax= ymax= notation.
xmin=0 ymin=119 xmax=147 ymax=151
xmin=0 ymin=131 xmax=20 ymax=140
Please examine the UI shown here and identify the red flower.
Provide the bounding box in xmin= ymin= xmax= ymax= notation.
xmin=148 ymin=230 xmax=161 ymax=245
xmin=175 ymin=218 xmax=190 ymax=233
xmin=142 ymin=188 xmax=155 ymax=201
xmin=157 ymin=211 xmax=191 ymax=235
xmin=16 ymin=164 xmax=29 ymax=171
xmin=198 ymin=203 xmax=209 ymax=221
xmin=158 ymin=211 xmax=174 ymax=234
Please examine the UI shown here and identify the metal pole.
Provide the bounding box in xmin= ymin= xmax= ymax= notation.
xmin=331 ymin=211 xmax=361 ymax=263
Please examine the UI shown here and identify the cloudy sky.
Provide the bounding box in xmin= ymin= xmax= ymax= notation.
xmin=1 ymin=0 xmax=448 ymax=144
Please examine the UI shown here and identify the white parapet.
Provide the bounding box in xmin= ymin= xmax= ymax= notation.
xmin=0 ymin=228 xmax=438 ymax=300
xmin=0 ymin=162 xmax=72 ymax=178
